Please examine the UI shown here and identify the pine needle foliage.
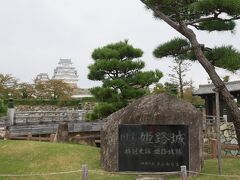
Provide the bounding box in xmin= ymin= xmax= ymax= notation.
xmin=192 ymin=0 xmax=240 ymax=16
xmin=153 ymin=38 xmax=192 ymax=98
xmin=88 ymin=41 xmax=163 ymax=120
xmin=142 ymin=0 xmax=240 ymax=31
xmin=153 ymin=38 xmax=190 ymax=58
xmin=206 ymin=46 xmax=240 ymax=71
xmin=198 ymin=20 xmax=236 ymax=31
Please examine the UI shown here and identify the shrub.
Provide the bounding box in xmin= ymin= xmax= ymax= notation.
xmin=0 ymin=99 xmax=7 ymax=114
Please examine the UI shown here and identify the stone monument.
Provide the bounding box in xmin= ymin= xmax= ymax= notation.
xmin=101 ymin=93 xmax=203 ymax=172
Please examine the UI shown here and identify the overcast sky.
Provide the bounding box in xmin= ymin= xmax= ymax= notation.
xmin=0 ymin=0 xmax=239 ymax=89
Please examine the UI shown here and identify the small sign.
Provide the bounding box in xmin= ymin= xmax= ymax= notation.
xmin=119 ymin=124 xmax=189 ymax=172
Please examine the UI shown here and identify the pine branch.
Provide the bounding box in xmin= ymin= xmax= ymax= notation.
xmin=186 ymin=16 xmax=240 ymax=26
xmin=141 ymin=0 xmax=181 ymax=31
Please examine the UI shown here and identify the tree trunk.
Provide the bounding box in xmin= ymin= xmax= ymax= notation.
xmin=182 ymin=27 xmax=240 ymax=147
xmin=179 ymin=62 xmax=184 ymax=99
xmin=140 ymin=3 xmax=240 ymax=146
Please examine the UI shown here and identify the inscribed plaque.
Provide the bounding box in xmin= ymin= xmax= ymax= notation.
xmin=118 ymin=124 xmax=189 ymax=172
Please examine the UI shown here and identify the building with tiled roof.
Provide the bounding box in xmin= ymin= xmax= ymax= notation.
xmin=52 ymin=59 xmax=79 ymax=87
xmin=194 ymin=81 xmax=240 ymax=121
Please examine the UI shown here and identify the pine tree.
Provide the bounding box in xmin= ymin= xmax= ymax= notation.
xmin=153 ymin=38 xmax=192 ymax=98
xmin=88 ymin=40 xmax=163 ymax=120
xmin=140 ymin=0 xmax=240 ymax=145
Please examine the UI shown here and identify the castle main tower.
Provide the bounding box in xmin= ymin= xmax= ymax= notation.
xmin=52 ymin=59 xmax=79 ymax=87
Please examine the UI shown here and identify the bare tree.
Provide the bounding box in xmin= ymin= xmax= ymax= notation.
xmin=168 ymin=58 xmax=191 ymax=98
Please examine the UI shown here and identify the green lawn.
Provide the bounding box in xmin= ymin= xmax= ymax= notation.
xmin=0 ymin=140 xmax=239 ymax=180
xmin=0 ymin=140 xmax=135 ymax=180
xmin=190 ymin=158 xmax=240 ymax=180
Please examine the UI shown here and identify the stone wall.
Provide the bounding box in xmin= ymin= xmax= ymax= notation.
xmin=15 ymin=103 xmax=94 ymax=112
xmin=204 ymin=122 xmax=239 ymax=157
xmin=220 ymin=122 xmax=239 ymax=156
xmin=15 ymin=105 xmax=76 ymax=112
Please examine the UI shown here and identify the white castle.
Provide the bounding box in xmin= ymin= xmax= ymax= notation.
xmin=52 ymin=59 xmax=79 ymax=87
xmin=35 ymin=73 xmax=49 ymax=83
xmin=35 ymin=58 xmax=93 ymax=98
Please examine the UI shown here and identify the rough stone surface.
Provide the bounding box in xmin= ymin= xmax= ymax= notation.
xmin=231 ymin=138 xmax=238 ymax=145
xmin=101 ymin=94 xmax=203 ymax=172
xmin=204 ymin=122 xmax=239 ymax=157
xmin=15 ymin=104 xmax=94 ymax=111
xmin=15 ymin=105 xmax=76 ymax=111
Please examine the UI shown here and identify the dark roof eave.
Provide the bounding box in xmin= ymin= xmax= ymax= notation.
xmin=194 ymin=81 xmax=240 ymax=96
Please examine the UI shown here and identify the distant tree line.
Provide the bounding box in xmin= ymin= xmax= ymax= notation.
xmin=0 ymin=74 xmax=78 ymax=115
xmin=0 ymin=73 xmax=74 ymax=100
xmin=152 ymin=82 xmax=204 ymax=107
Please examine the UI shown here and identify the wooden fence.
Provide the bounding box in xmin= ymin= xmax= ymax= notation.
xmin=3 ymin=132 xmax=100 ymax=146
xmin=205 ymin=139 xmax=240 ymax=158
xmin=3 ymin=132 xmax=55 ymax=142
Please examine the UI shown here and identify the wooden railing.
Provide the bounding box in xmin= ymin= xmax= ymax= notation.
xmin=206 ymin=139 xmax=239 ymax=158
xmin=9 ymin=134 xmax=54 ymax=142
xmin=205 ymin=115 xmax=226 ymax=125
xmin=3 ymin=132 xmax=100 ymax=146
